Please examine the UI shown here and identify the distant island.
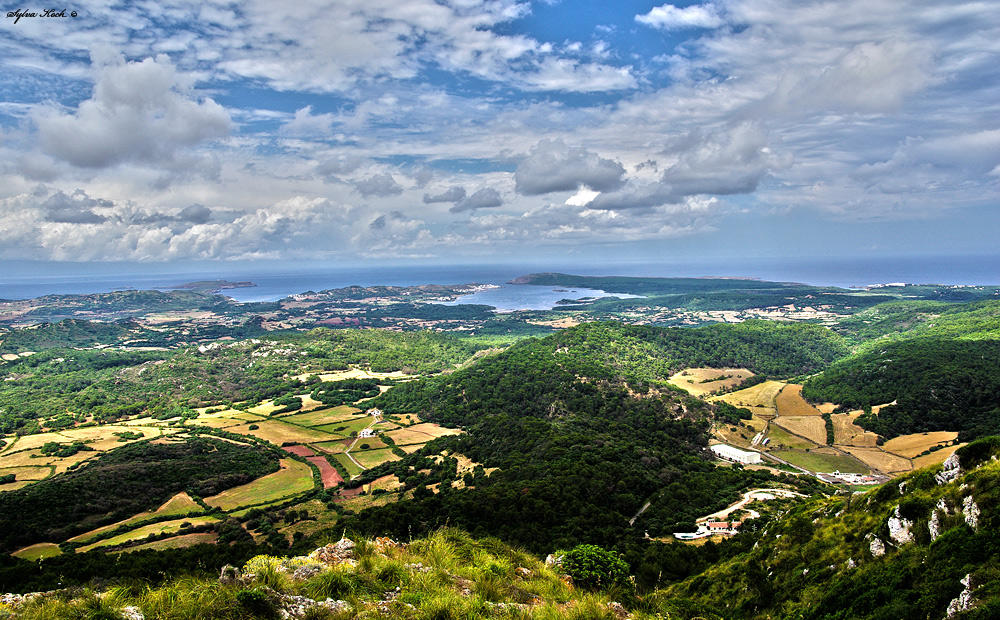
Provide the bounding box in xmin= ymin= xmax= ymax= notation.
xmin=160 ymin=280 xmax=257 ymax=293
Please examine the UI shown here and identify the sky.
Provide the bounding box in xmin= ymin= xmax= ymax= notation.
xmin=0 ymin=0 xmax=998 ymax=268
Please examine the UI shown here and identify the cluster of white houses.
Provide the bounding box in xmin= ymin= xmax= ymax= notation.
xmin=710 ymin=443 xmax=762 ymax=465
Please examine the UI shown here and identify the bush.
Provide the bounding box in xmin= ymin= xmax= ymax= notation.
xmin=561 ymin=544 xmax=630 ymax=591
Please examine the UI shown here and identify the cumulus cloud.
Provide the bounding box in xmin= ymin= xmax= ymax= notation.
xmin=41 ymin=190 xmax=111 ymax=224
xmin=423 ymin=187 xmax=467 ymax=203
xmin=588 ymin=124 xmax=790 ymax=210
xmin=450 ymin=188 xmax=503 ymax=213
xmin=354 ymin=173 xmax=404 ymax=197
xmin=281 ymin=106 xmax=337 ymax=137
xmin=636 ymin=3 xmax=724 ymax=30
xmin=32 ymin=56 xmax=230 ymax=173
xmin=515 ymin=139 xmax=626 ymax=195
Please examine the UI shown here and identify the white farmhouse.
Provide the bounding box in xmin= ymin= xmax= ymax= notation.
xmin=711 ymin=443 xmax=762 ymax=465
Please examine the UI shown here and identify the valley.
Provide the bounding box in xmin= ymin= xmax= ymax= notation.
xmin=0 ymin=273 xmax=997 ymax=619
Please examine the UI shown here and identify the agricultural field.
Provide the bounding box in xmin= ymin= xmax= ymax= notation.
xmin=831 ymin=412 xmax=879 ymax=446
xmin=772 ymin=449 xmax=869 ymax=474
xmin=774 ymin=384 xmax=823 ymax=416
xmin=127 ymin=532 xmax=217 ymax=552
xmin=353 ymin=447 xmax=403 ymax=469
xmin=385 ymin=422 xmax=462 ymax=446
xmin=11 ymin=543 xmax=61 ymax=560
xmin=667 ymin=368 xmax=755 ymax=397
xmin=204 ymin=459 xmax=314 ymax=511
xmin=763 ymin=424 xmax=817 ymax=450
xmin=711 ymin=380 xmax=785 ymax=416
xmin=883 ymin=431 xmax=959 ymax=458
xmin=773 ymin=416 xmax=828 ymax=445
xmin=68 ymin=492 xmax=202 ymax=543
xmin=77 ymin=516 xmax=220 ymax=553
xmin=279 ymin=405 xmax=361 ymax=427
xmin=912 ymin=443 xmax=965 ymax=469
xmin=294 ymin=368 xmax=410 ymax=383
xmin=230 ymin=419 xmax=335 ymax=445
xmin=841 ymin=447 xmax=913 ymax=474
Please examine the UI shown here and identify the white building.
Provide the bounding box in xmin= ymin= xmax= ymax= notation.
xmin=711 ymin=443 xmax=762 ymax=465
xmin=359 ymin=429 xmax=376 ymax=438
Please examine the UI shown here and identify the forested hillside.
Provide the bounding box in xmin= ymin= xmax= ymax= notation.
xmin=802 ymin=338 xmax=1000 ymax=440
xmin=0 ymin=329 xmax=486 ymax=434
xmin=334 ymin=322 xmax=831 ymax=581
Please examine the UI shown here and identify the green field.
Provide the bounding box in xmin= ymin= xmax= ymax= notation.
xmin=332 ymin=452 xmax=363 ymax=478
xmin=12 ymin=543 xmax=61 ymax=560
xmin=204 ymin=459 xmax=315 ymax=511
xmin=77 ymin=516 xmax=220 ymax=553
xmin=772 ymin=449 xmax=868 ymax=474
xmin=352 ymin=447 xmax=403 ymax=469
xmin=278 ymin=406 xmax=362 ymax=427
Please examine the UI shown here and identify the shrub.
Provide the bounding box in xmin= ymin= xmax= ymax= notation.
xmin=561 ymin=544 xmax=630 ymax=591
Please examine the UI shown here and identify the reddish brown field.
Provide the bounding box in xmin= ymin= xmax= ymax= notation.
xmin=307 ymin=455 xmax=343 ymax=488
xmin=283 ymin=445 xmax=316 ymax=457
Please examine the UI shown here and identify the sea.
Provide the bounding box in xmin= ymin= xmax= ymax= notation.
xmin=0 ymin=254 xmax=998 ymax=311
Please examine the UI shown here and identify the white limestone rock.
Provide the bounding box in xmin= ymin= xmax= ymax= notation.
xmin=870 ymin=537 xmax=886 ymax=557
xmin=946 ymin=574 xmax=975 ymax=617
xmin=936 ymin=453 xmax=962 ymax=485
xmin=963 ymin=495 xmax=980 ymax=531
xmin=888 ymin=505 xmax=914 ymax=545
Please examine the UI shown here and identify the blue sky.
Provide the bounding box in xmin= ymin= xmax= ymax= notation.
xmin=0 ymin=0 xmax=997 ymax=266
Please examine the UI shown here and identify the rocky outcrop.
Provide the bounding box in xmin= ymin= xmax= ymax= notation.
xmin=962 ymin=495 xmax=980 ymax=531
xmin=946 ymin=574 xmax=976 ymax=617
xmin=888 ymin=505 xmax=914 ymax=545
xmin=936 ymin=453 xmax=962 ymax=485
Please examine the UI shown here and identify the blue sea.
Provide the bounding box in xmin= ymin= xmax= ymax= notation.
xmin=1 ymin=254 xmax=998 ymax=311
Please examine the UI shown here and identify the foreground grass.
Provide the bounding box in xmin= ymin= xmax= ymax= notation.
xmin=5 ymin=528 xmax=635 ymax=620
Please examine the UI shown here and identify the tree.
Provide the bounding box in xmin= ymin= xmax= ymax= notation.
xmin=561 ymin=544 xmax=631 ymax=591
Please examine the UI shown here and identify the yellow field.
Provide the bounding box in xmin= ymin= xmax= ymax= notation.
xmin=68 ymin=492 xmax=202 ymax=543
xmin=404 ymin=422 xmax=462 ymax=439
xmin=294 ymin=368 xmax=410 ymax=382
xmin=831 ymin=413 xmax=879 ymax=446
xmin=230 ymin=420 xmax=335 ymax=445
xmin=12 ymin=543 xmax=61 ymax=560
xmin=0 ymin=465 xmax=51 ymax=481
xmin=279 ymin=406 xmax=362 ymax=427
xmin=913 ymin=443 xmax=966 ymax=470
xmin=667 ymin=368 xmax=755 ymax=397
xmin=78 ymin=516 xmax=220 ymax=553
xmin=204 ymin=459 xmax=314 ymax=511
xmin=400 ymin=445 xmax=423 ymax=454
xmin=774 ymin=384 xmax=823 ymax=416
xmin=883 ymin=432 xmax=959 ymax=458
xmin=774 ymin=416 xmax=828 ymax=445
xmin=352 ymin=448 xmax=403 ymax=469
xmin=127 ymin=532 xmax=217 ymax=552
xmin=711 ymin=380 xmax=785 ymax=413
xmin=313 ymin=440 xmax=349 ymax=454
xmin=842 ymin=447 xmax=912 ymax=474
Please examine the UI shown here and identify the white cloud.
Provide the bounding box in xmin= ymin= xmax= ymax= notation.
xmin=515 ymin=139 xmax=626 ymax=195
xmin=636 ymin=3 xmax=725 ymax=30
xmin=450 ymin=187 xmax=503 ymax=213
xmin=31 ymin=55 xmax=230 ymax=174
